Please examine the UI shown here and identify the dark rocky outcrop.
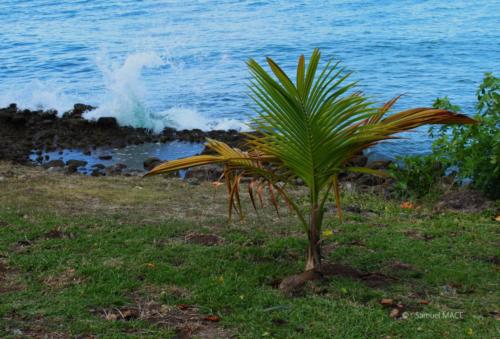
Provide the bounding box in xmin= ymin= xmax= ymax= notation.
xmin=0 ymin=104 xmax=247 ymax=165
xmin=62 ymin=103 xmax=95 ymax=119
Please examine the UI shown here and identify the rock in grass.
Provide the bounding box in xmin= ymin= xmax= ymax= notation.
xmin=143 ymin=157 xmax=161 ymax=171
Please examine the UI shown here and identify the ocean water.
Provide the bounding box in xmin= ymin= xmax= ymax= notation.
xmin=1 ymin=0 xmax=499 ymax=158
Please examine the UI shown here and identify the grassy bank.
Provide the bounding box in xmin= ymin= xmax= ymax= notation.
xmin=0 ymin=162 xmax=498 ymax=338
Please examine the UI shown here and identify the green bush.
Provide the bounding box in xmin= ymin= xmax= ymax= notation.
xmin=393 ymin=73 xmax=499 ymax=199
xmin=389 ymin=155 xmax=446 ymax=199
xmin=430 ymin=73 xmax=499 ymax=199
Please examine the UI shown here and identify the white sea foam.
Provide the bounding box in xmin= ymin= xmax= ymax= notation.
xmin=0 ymin=81 xmax=75 ymax=114
xmin=84 ymin=51 xmax=248 ymax=132
xmin=1 ymin=51 xmax=247 ymax=133
xmin=154 ymin=106 xmax=249 ymax=131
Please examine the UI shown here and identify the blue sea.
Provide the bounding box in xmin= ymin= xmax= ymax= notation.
xmin=1 ymin=0 xmax=499 ymax=158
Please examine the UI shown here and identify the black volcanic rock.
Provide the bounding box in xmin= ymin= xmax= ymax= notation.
xmin=63 ymin=103 xmax=95 ymax=119
xmin=0 ymin=103 xmax=248 ymax=166
xmin=96 ymin=117 xmax=118 ymax=129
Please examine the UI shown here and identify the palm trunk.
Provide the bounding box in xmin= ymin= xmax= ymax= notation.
xmin=305 ymin=206 xmax=321 ymax=271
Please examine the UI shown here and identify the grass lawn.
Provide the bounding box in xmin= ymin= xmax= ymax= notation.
xmin=0 ymin=162 xmax=498 ymax=338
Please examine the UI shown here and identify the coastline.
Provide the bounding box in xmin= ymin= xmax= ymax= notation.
xmin=0 ymin=103 xmax=246 ymax=170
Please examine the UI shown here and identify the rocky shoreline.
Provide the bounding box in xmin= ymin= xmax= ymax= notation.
xmin=0 ymin=103 xmax=245 ymax=166
xmin=0 ymin=103 xmax=388 ymax=183
xmin=1 ymin=103 xmax=493 ymax=213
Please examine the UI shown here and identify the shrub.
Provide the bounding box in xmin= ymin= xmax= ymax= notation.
xmin=430 ymin=73 xmax=499 ymax=199
xmin=389 ymin=155 xmax=446 ymax=199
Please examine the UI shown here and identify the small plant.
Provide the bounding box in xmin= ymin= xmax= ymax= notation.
xmin=145 ymin=49 xmax=475 ymax=273
xmin=389 ymin=155 xmax=446 ymax=199
xmin=429 ymin=73 xmax=499 ymax=199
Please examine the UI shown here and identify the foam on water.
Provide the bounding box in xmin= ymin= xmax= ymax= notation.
xmin=86 ymin=51 xmax=248 ymax=132
xmin=0 ymin=80 xmax=76 ymax=113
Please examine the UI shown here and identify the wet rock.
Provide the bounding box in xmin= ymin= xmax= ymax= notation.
xmin=11 ymin=113 xmax=27 ymax=125
xmin=96 ymin=117 xmax=118 ymax=129
xmin=91 ymin=169 xmax=104 ymax=177
xmin=63 ymin=103 xmax=95 ymax=119
xmin=66 ymin=159 xmax=87 ymax=168
xmin=347 ymin=155 xmax=368 ymax=167
xmin=98 ymin=154 xmax=113 ymax=160
xmin=161 ymin=127 xmax=176 ymax=141
xmin=0 ymin=103 xmax=248 ymax=167
xmin=185 ymin=165 xmax=223 ymax=181
xmin=92 ymin=163 xmax=106 ymax=170
xmin=105 ymin=163 xmax=127 ymax=175
xmin=143 ymin=157 xmax=162 ymax=171
xmin=0 ymin=103 xmax=17 ymax=121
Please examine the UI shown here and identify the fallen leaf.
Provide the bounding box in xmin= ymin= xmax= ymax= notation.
xmin=176 ymin=304 xmax=190 ymax=310
xmin=419 ymin=299 xmax=430 ymax=305
xmin=204 ymin=315 xmax=220 ymax=322
xmin=495 ymin=215 xmax=500 ymax=222
xmin=401 ymin=201 xmax=415 ymax=209
xmin=105 ymin=313 xmax=118 ymax=321
xmin=146 ymin=262 xmax=156 ymax=269
xmin=389 ymin=308 xmax=402 ymax=318
xmin=380 ymin=298 xmax=394 ymax=306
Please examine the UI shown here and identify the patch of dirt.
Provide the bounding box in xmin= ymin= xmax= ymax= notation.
xmin=2 ymin=312 xmax=69 ymax=338
xmin=93 ymin=297 xmax=231 ymax=338
xmin=404 ymin=230 xmax=435 ymax=241
xmin=184 ymin=232 xmax=224 ymax=246
xmin=320 ymin=263 xmax=363 ymax=279
xmin=278 ymin=263 xmax=399 ymax=296
xmin=0 ymin=219 xmax=11 ymax=227
xmin=389 ymin=261 xmax=416 ymax=271
xmin=44 ymin=227 xmax=76 ymax=239
xmin=484 ymin=256 xmax=500 ymax=266
xmin=435 ymin=189 xmax=492 ymax=213
xmin=359 ymin=272 xmax=398 ymax=288
xmin=43 ymin=268 xmax=83 ymax=289
xmin=0 ymin=258 xmax=26 ymax=293
xmin=278 ymin=270 xmax=322 ymax=296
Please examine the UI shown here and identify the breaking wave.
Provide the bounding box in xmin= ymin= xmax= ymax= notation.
xmin=1 ymin=51 xmax=248 ymax=133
